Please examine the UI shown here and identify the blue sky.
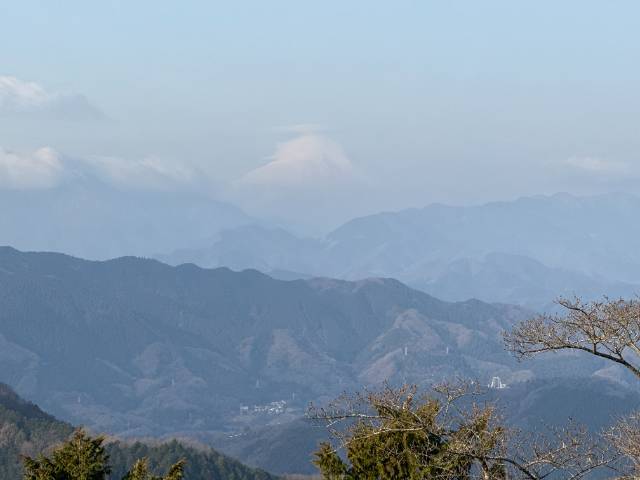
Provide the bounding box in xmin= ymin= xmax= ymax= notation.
xmin=2 ymin=1 xmax=640 ymax=230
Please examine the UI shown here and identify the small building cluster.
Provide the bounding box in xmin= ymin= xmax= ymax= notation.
xmin=240 ymin=399 xmax=287 ymax=415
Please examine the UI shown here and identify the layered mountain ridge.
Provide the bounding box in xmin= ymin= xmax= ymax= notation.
xmin=0 ymin=246 xmax=588 ymax=437
xmin=159 ymin=193 xmax=640 ymax=309
xmin=1 ymin=246 xmax=636 ymax=475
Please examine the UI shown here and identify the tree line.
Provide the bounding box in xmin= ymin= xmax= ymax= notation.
xmin=22 ymin=429 xmax=184 ymax=480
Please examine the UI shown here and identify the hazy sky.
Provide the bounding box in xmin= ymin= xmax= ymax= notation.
xmin=2 ymin=1 xmax=640 ymax=231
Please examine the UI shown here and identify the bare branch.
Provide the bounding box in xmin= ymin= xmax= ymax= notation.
xmin=504 ymin=296 xmax=640 ymax=379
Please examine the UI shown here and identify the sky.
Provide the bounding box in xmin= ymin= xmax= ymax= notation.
xmin=2 ymin=1 xmax=640 ymax=232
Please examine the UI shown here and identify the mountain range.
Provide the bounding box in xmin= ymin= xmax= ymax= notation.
xmin=1 ymin=246 xmax=637 ymax=474
xmin=159 ymin=193 xmax=640 ymax=309
xmin=4 ymin=187 xmax=639 ymax=310
xmin=0 ymin=246 xmax=544 ymax=436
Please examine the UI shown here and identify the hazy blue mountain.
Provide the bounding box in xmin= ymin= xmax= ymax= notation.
xmin=324 ymin=192 xmax=640 ymax=283
xmin=413 ymin=252 xmax=639 ymax=310
xmin=0 ymin=177 xmax=252 ymax=260
xmin=159 ymin=193 xmax=640 ymax=309
xmin=1 ymin=246 xmax=615 ymax=439
xmin=0 ymin=383 xmax=277 ymax=479
xmin=158 ymin=225 xmax=322 ymax=274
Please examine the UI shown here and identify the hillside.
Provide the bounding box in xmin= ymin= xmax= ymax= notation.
xmin=0 ymin=245 xmax=573 ymax=436
xmin=0 ymin=383 xmax=276 ymax=479
xmin=2 ymin=248 xmax=638 ymax=474
xmin=2 ymin=247 xmax=634 ymax=474
xmin=0 ymin=383 xmax=73 ymax=479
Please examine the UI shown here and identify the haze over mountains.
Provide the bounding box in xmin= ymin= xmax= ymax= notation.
xmin=3 ymin=190 xmax=640 ymax=474
xmin=2 ymin=180 xmax=638 ymax=310
xmin=0 ymin=171 xmax=252 ymax=261
xmin=7 ymin=4 xmax=640 ymax=477
xmin=3 ymin=190 xmax=640 ymax=473
xmin=160 ymin=192 xmax=640 ymax=309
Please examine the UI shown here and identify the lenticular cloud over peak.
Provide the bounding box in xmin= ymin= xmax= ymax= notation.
xmin=239 ymin=133 xmax=358 ymax=189
xmin=229 ymin=132 xmax=372 ymax=231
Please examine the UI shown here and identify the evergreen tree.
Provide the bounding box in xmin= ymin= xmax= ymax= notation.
xmin=22 ymin=430 xmax=185 ymax=480
xmin=311 ymin=386 xmax=495 ymax=479
xmin=311 ymin=380 xmax=611 ymax=479
xmin=22 ymin=429 xmax=110 ymax=480
xmin=122 ymin=458 xmax=185 ymax=480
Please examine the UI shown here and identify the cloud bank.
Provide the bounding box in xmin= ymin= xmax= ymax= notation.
xmin=0 ymin=146 xmax=198 ymax=191
xmin=0 ymin=76 xmax=103 ymax=120
xmin=85 ymin=155 xmax=198 ymax=190
xmin=0 ymin=147 xmax=63 ymax=189
xmin=566 ymin=156 xmax=630 ymax=175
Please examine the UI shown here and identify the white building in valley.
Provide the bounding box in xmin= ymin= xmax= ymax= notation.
xmin=488 ymin=376 xmax=507 ymax=389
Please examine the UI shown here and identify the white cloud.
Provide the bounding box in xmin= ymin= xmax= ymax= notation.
xmin=238 ymin=133 xmax=359 ymax=189
xmin=0 ymin=76 xmax=49 ymax=110
xmin=84 ymin=155 xmax=198 ymax=190
xmin=0 ymin=146 xmax=199 ymax=191
xmin=0 ymin=147 xmax=64 ymax=189
xmin=0 ymin=76 xmax=103 ymax=120
xmin=566 ymin=156 xmax=630 ymax=175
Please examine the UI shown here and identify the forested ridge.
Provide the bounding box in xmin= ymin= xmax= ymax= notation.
xmin=0 ymin=383 xmax=277 ymax=479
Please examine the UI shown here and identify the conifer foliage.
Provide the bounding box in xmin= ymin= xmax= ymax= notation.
xmin=22 ymin=429 xmax=184 ymax=480
xmin=121 ymin=458 xmax=185 ymax=480
xmin=311 ymin=384 xmax=505 ymax=480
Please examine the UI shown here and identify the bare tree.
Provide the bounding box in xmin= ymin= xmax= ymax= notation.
xmin=504 ymin=297 xmax=640 ymax=378
xmin=504 ymin=296 xmax=640 ymax=478
xmin=607 ymin=413 xmax=640 ymax=478
xmin=309 ymin=382 xmax=615 ymax=480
